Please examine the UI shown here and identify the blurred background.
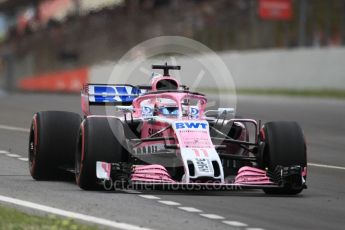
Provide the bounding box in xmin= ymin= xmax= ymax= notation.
xmin=0 ymin=0 xmax=344 ymax=95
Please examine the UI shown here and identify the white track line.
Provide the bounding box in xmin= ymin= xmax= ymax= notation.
xmin=158 ymin=201 xmax=181 ymax=206
xmin=0 ymin=124 xmax=30 ymax=133
xmin=0 ymin=150 xmax=9 ymax=154
xmin=139 ymin=195 xmax=160 ymax=200
xmin=6 ymin=153 xmax=21 ymax=158
xmin=178 ymin=207 xmax=202 ymax=213
xmin=222 ymin=221 xmax=248 ymax=227
xmin=0 ymin=195 xmax=153 ymax=230
xmin=246 ymin=228 xmax=266 ymax=230
xmin=200 ymin=214 xmax=225 ymax=220
xmin=308 ymin=163 xmax=345 ymax=170
xmin=121 ymin=190 xmax=142 ymax=194
xmin=18 ymin=158 xmax=29 ymax=162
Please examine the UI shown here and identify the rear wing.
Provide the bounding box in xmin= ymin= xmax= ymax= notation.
xmin=81 ymin=84 xmax=147 ymax=115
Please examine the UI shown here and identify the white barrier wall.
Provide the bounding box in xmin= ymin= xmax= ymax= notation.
xmin=222 ymin=48 xmax=345 ymax=89
xmin=90 ymin=47 xmax=345 ymax=90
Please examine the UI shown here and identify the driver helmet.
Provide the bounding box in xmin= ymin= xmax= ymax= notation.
xmin=158 ymin=106 xmax=179 ymax=116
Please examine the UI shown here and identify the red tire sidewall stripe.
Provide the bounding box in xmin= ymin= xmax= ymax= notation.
xmin=81 ymin=123 xmax=85 ymax=162
xmin=77 ymin=122 xmax=85 ymax=185
xmin=260 ymin=127 xmax=265 ymax=141
xmin=34 ymin=114 xmax=38 ymax=147
xmin=30 ymin=114 xmax=38 ymax=175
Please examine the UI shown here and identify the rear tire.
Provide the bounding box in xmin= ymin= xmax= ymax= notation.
xmin=29 ymin=111 xmax=81 ymax=180
xmin=260 ymin=121 xmax=307 ymax=195
xmin=75 ymin=117 xmax=128 ymax=190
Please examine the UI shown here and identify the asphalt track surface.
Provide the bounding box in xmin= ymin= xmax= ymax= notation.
xmin=0 ymin=93 xmax=344 ymax=230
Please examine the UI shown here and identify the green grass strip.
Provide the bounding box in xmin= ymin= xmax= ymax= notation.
xmin=0 ymin=205 xmax=101 ymax=230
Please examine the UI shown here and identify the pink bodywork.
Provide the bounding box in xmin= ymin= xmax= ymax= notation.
xmin=177 ymin=129 xmax=213 ymax=149
xmin=131 ymin=164 xmax=176 ymax=183
xmin=234 ymin=166 xmax=273 ymax=185
xmin=82 ymin=74 xmax=294 ymax=187
xmin=81 ymin=85 xmax=90 ymax=116
xmin=130 ymin=164 xmax=274 ymax=185
xmin=132 ymin=91 xmax=208 ymax=151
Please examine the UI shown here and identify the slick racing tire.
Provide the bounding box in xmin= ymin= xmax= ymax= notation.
xmin=75 ymin=117 xmax=128 ymax=190
xmin=29 ymin=111 xmax=81 ymax=180
xmin=260 ymin=121 xmax=307 ymax=195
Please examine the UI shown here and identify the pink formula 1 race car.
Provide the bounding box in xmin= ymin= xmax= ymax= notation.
xmin=29 ymin=63 xmax=307 ymax=195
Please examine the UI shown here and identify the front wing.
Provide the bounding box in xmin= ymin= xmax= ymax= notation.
xmin=96 ymin=162 xmax=307 ymax=191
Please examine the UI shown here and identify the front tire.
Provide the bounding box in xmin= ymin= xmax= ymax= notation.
xmin=75 ymin=117 xmax=128 ymax=190
xmin=260 ymin=121 xmax=307 ymax=195
xmin=29 ymin=111 xmax=81 ymax=180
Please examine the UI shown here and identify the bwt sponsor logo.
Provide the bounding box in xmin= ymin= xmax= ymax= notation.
xmin=175 ymin=122 xmax=207 ymax=129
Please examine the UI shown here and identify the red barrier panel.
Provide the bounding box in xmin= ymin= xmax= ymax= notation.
xmin=258 ymin=0 xmax=292 ymax=21
xmin=18 ymin=68 xmax=89 ymax=92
